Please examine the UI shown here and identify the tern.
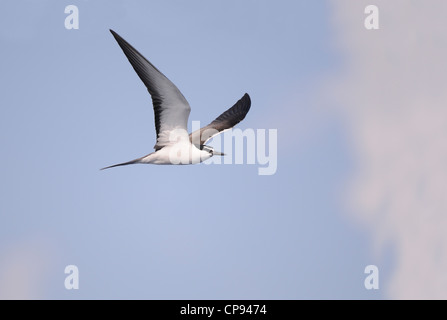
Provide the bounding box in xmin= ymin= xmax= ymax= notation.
xmin=102 ymin=30 xmax=251 ymax=170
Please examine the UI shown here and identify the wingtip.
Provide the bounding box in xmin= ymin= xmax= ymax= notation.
xmin=109 ymin=29 xmax=120 ymax=39
xmin=242 ymin=93 xmax=251 ymax=106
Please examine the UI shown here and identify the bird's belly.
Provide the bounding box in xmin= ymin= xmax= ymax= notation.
xmin=143 ymin=144 xmax=207 ymax=165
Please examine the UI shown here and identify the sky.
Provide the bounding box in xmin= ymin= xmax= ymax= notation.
xmin=0 ymin=0 xmax=444 ymax=300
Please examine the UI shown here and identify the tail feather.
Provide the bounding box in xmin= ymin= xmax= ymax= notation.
xmin=100 ymin=154 xmax=150 ymax=170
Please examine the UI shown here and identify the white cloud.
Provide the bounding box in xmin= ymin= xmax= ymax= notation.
xmin=330 ymin=0 xmax=447 ymax=299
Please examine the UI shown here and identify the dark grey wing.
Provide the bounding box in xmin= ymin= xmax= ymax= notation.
xmin=110 ymin=30 xmax=191 ymax=150
xmin=190 ymin=93 xmax=251 ymax=146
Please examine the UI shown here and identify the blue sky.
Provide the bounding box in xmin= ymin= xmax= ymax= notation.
xmin=0 ymin=0 xmax=388 ymax=299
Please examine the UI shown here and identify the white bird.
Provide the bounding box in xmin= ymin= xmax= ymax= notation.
xmin=102 ymin=30 xmax=251 ymax=170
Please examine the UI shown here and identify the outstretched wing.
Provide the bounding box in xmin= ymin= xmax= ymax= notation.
xmin=190 ymin=93 xmax=251 ymax=147
xmin=110 ymin=29 xmax=191 ymax=150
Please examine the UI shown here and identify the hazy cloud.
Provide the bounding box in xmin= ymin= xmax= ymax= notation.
xmin=0 ymin=240 xmax=52 ymax=299
xmin=331 ymin=0 xmax=447 ymax=299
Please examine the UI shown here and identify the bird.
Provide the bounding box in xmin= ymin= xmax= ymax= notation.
xmin=101 ymin=30 xmax=251 ymax=170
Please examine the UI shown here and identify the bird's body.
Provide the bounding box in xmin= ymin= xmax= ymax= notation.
xmin=102 ymin=30 xmax=251 ymax=170
xmin=108 ymin=141 xmax=211 ymax=168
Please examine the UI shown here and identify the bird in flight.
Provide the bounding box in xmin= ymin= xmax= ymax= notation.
xmin=102 ymin=30 xmax=251 ymax=170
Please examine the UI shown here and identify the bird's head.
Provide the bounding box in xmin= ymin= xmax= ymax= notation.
xmin=200 ymin=145 xmax=225 ymax=157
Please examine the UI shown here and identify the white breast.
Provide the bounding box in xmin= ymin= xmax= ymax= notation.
xmin=140 ymin=141 xmax=211 ymax=165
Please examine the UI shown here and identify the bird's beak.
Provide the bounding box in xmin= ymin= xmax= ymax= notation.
xmin=214 ymin=151 xmax=225 ymax=156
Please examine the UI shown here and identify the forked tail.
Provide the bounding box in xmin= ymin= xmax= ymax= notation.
xmin=100 ymin=154 xmax=150 ymax=170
